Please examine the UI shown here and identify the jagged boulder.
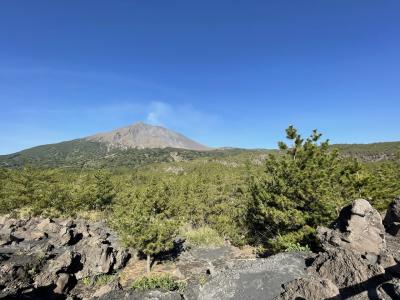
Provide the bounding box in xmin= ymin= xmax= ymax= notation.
xmin=36 ymin=218 xmax=62 ymax=234
xmin=308 ymin=249 xmax=385 ymax=294
xmin=92 ymin=281 xmax=122 ymax=298
xmin=384 ymin=197 xmax=400 ymax=236
xmin=276 ymin=276 xmax=341 ymax=300
xmin=54 ymin=273 xmax=73 ymax=294
xmin=317 ymin=199 xmax=386 ymax=255
xmin=276 ymin=247 xmax=390 ymax=300
xmin=35 ymin=250 xmax=80 ymax=287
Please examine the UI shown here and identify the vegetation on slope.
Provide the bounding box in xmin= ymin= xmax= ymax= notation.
xmin=1 ymin=134 xmax=399 ymax=169
xmin=332 ymin=141 xmax=400 ymax=161
xmin=0 ymin=138 xmax=256 ymax=168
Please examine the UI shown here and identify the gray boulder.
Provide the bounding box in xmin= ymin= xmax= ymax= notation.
xmin=35 ymin=250 xmax=80 ymax=287
xmin=92 ymin=281 xmax=122 ymax=298
xmin=317 ymin=199 xmax=386 ymax=255
xmin=384 ymin=197 xmax=400 ymax=236
xmin=36 ymin=218 xmax=62 ymax=234
xmin=276 ymin=276 xmax=341 ymax=300
xmin=308 ymin=248 xmax=385 ymax=294
xmin=197 ymin=252 xmax=309 ymax=300
xmin=54 ymin=273 xmax=72 ymax=294
xmin=75 ymin=240 xmax=116 ymax=279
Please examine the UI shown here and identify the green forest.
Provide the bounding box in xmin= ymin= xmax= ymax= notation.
xmin=1 ymin=127 xmax=399 ymax=269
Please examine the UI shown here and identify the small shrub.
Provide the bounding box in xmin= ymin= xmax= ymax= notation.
xmin=81 ymin=277 xmax=92 ymax=286
xmin=198 ymin=274 xmax=208 ymax=286
xmin=284 ymin=242 xmax=311 ymax=252
xmin=9 ymin=207 xmax=35 ymax=219
xmin=94 ymin=274 xmax=114 ymax=286
xmin=76 ymin=210 xmax=105 ymax=222
xmin=40 ymin=207 xmax=63 ymax=218
xmin=131 ymin=274 xmax=184 ymax=292
xmin=183 ymin=226 xmax=224 ymax=248
xmin=81 ymin=274 xmax=114 ymax=286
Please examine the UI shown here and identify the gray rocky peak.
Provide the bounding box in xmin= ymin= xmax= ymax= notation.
xmin=86 ymin=122 xmax=209 ymax=151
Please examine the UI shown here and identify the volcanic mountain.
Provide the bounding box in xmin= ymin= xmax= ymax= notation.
xmin=0 ymin=122 xmax=211 ymax=168
xmin=86 ymin=122 xmax=209 ymax=151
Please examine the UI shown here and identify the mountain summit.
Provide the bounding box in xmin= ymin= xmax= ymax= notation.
xmin=86 ymin=122 xmax=209 ymax=151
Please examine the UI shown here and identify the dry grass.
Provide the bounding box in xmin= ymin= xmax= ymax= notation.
xmin=181 ymin=226 xmax=225 ymax=248
xmin=75 ymin=210 xmax=106 ymax=222
xmin=119 ymin=258 xmax=184 ymax=288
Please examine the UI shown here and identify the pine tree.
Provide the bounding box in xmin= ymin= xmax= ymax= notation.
xmin=248 ymin=126 xmax=366 ymax=251
xmin=93 ymin=170 xmax=115 ymax=210
xmin=111 ymin=179 xmax=178 ymax=273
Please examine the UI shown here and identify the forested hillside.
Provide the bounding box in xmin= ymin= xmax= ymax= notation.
xmin=0 ymin=139 xmax=253 ymax=168
xmin=1 ymin=136 xmax=399 ymax=169
xmin=332 ymin=141 xmax=400 ymax=161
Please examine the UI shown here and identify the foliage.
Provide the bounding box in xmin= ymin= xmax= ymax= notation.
xmin=182 ymin=226 xmax=225 ymax=248
xmin=284 ymin=242 xmax=311 ymax=252
xmin=81 ymin=274 xmax=115 ymax=286
xmin=248 ymin=126 xmax=368 ymax=252
xmin=0 ymin=167 xmax=115 ymax=216
xmin=364 ymin=159 xmax=400 ymax=210
xmin=111 ymin=179 xmax=179 ymax=260
xmin=82 ymin=170 xmax=115 ymax=210
xmin=131 ymin=274 xmax=185 ymax=292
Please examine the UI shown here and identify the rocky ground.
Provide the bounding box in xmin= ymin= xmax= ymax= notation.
xmin=0 ymin=217 xmax=129 ymax=299
xmin=1 ymin=197 xmax=400 ymax=299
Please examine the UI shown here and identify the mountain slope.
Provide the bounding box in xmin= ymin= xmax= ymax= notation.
xmin=86 ymin=122 xmax=209 ymax=151
xmin=332 ymin=141 xmax=400 ymax=162
xmin=0 ymin=122 xmax=213 ymax=168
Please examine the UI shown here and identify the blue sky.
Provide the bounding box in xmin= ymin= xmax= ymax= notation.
xmin=1 ymin=1 xmax=399 ymax=154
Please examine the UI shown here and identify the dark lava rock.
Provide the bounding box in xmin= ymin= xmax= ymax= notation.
xmin=0 ymin=215 xmax=130 ymax=299
xmin=308 ymin=248 xmax=385 ymax=296
xmin=384 ymin=197 xmax=400 ymax=236
xmin=196 ymin=252 xmax=309 ymax=300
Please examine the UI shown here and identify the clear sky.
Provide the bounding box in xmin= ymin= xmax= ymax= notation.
xmin=1 ymin=1 xmax=399 ymax=154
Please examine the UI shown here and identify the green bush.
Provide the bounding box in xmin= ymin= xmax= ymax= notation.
xmin=268 ymin=225 xmax=315 ymax=253
xmin=111 ymin=180 xmax=179 ymax=273
xmin=131 ymin=274 xmax=184 ymax=292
